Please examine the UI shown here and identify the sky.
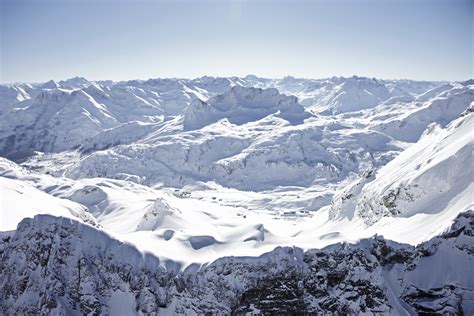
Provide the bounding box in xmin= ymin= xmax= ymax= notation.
xmin=0 ymin=0 xmax=472 ymax=83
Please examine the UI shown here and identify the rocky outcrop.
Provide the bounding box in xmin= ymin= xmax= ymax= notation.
xmin=1 ymin=211 xmax=473 ymax=314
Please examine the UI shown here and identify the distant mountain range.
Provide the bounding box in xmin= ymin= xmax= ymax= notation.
xmin=1 ymin=75 xmax=473 ymax=314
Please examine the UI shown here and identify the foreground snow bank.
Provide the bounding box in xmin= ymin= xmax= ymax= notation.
xmin=0 ymin=177 xmax=98 ymax=231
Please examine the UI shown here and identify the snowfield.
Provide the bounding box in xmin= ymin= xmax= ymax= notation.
xmin=0 ymin=75 xmax=473 ymax=314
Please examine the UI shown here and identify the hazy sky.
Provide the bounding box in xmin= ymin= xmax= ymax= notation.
xmin=1 ymin=0 xmax=472 ymax=83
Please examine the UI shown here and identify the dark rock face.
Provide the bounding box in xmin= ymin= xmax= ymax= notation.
xmin=234 ymin=275 xmax=307 ymax=315
xmin=1 ymin=211 xmax=473 ymax=315
xmin=403 ymin=285 xmax=464 ymax=315
xmin=0 ymin=218 xmax=173 ymax=315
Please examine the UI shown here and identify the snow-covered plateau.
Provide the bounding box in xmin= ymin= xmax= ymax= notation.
xmin=1 ymin=75 xmax=473 ymax=314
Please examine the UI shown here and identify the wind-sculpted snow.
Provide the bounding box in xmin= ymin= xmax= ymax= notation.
xmin=1 ymin=211 xmax=473 ymax=314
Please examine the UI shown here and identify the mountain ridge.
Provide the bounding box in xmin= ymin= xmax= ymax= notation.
xmin=1 ymin=75 xmax=473 ymax=314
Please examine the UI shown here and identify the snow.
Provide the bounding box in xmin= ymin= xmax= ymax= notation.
xmin=0 ymin=176 xmax=97 ymax=231
xmin=1 ymin=75 xmax=473 ymax=314
xmin=354 ymin=111 xmax=474 ymax=225
xmin=0 ymin=75 xmax=472 ymax=267
xmin=2 ymin=210 xmax=472 ymax=314
xmin=108 ymin=289 xmax=137 ymax=316
xmin=183 ymin=86 xmax=311 ymax=130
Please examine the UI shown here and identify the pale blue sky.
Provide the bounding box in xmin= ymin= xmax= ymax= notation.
xmin=1 ymin=0 xmax=472 ymax=83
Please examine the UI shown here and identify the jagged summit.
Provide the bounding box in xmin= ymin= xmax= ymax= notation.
xmin=40 ymin=79 xmax=59 ymax=89
xmin=58 ymin=76 xmax=90 ymax=89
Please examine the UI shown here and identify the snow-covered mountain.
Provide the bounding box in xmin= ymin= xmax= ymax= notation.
xmin=1 ymin=210 xmax=473 ymax=314
xmin=330 ymin=106 xmax=474 ymax=222
xmin=0 ymin=75 xmax=440 ymax=157
xmin=183 ymin=86 xmax=311 ymax=130
xmin=1 ymin=75 xmax=473 ymax=314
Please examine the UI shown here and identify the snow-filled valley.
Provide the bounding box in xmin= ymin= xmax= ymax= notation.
xmin=1 ymin=75 xmax=473 ymax=314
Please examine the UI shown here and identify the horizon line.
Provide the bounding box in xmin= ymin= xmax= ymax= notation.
xmin=2 ymin=74 xmax=471 ymax=86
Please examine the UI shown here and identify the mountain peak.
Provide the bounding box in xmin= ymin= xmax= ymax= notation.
xmin=58 ymin=76 xmax=90 ymax=89
xmin=183 ymin=86 xmax=310 ymax=130
xmin=40 ymin=79 xmax=59 ymax=89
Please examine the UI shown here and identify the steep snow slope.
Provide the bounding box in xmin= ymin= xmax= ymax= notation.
xmin=330 ymin=109 xmax=474 ymax=227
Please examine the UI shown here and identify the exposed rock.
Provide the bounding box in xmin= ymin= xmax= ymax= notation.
xmin=1 ymin=211 xmax=473 ymax=314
